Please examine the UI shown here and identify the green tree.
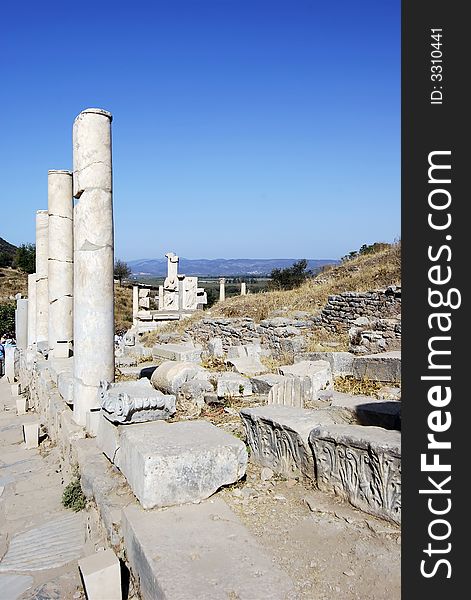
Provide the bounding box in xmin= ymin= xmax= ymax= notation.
xmin=114 ymin=259 xmax=131 ymax=286
xmin=13 ymin=243 xmax=36 ymax=273
xmin=269 ymin=259 xmax=311 ymax=290
xmin=0 ymin=303 xmax=16 ymax=337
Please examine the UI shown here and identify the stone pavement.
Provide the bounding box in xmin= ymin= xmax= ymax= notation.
xmin=0 ymin=377 xmax=103 ymax=599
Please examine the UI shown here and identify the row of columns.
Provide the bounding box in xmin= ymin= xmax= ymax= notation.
xmin=23 ymin=108 xmax=115 ymax=428
xmin=218 ymin=279 xmax=247 ymax=302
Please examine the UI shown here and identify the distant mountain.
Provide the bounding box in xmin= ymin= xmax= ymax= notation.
xmin=0 ymin=237 xmax=17 ymax=268
xmin=128 ymin=257 xmax=339 ymax=277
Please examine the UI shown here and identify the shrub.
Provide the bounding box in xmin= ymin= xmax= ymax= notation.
xmin=62 ymin=478 xmax=86 ymax=512
xmin=269 ymin=259 xmax=311 ymax=290
xmin=0 ymin=303 xmax=16 ymax=337
xmin=13 ymin=243 xmax=36 ymax=274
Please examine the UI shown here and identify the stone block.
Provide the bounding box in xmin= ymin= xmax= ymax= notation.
xmin=278 ymin=360 xmax=333 ymax=396
xmin=78 ymin=549 xmax=122 ymax=600
xmin=16 ymin=397 xmax=27 ymax=415
xmin=86 ymin=408 xmax=102 ymax=437
xmin=240 ymin=405 xmax=338 ymax=480
xmin=227 ymin=342 xmax=261 ymax=360
xmin=309 ymin=424 xmax=401 ymax=523
xmin=152 ymin=343 xmax=202 ymax=362
xmin=11 ymin=383 xmax=21 ymax=396
xmin=122 ymin=499 xmax=294 ymax=600
xmin=216 ymin=372 xmax=252 ymax=397
xmin=97 ymin=413 xmax=122 ymax=466
xmin=294 ymin=351 xmax=355 ymax=376
xmin=352 ymin=351 xmax=401 ymax=382
xmin=23 ymin=422 xmax=39 ymax=449
xmin=54 ymin=340 xmax=72 ymax=358
xmin=57 ymin=372 xmax=75 ymax=404
xmin=207 ymin=337 xmax=224 ymax=357
xmin=119 ymin=420 xmax=247 ymax=508
xmin=267 ymin=376 xmax=310 ymax=408
xmin=227 ymin=356 xmax=267 ymax=376
xmin=250 ymin=373 xmax=285 ymax=394
xmin=177 ymin=379 xmax=214 ymax=417
xmin=151 ymin=361 xmax=209 ymax=395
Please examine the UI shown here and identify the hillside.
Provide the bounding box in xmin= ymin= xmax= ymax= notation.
xmin=208 ymin=242 xmax=401 ymax=322
xmin=0 ymin=266 xmax=28 ymax=301
xmin=129 ymin=257 xmax=338 ymax=277
xmin=0 ymin=237 xmax=17 ymax=268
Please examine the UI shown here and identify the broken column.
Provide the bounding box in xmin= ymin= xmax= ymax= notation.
xmin=15 ymin=298 xmax=28 ymax=350
xmin=219 ymin=278 xmax=225 ymax=302
xmin=73 ymin=108 xmax=115 ymax=427
xmin=35 ymin=210 xmax=49 ymax=348
xmin=48 ymin=170 xmax=73 ymax=358
xmin=240 ymin=282 xmax=247 ymax=295
xmin=27 ymin=273 xmax=37 ymax=347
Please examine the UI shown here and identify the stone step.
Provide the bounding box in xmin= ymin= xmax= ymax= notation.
xmin=122 ymin=498 xmax=294 ymax=600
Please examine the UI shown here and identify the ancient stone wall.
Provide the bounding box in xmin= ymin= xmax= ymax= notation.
xmin=188 ymin=316 xmax=316 ymax=355
xmin=317 ymin=286 xmax=401 ymax=332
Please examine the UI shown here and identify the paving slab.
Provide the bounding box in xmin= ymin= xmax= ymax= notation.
xmin=0 ymin=513 xmax=85 ymax=571
xmin=122 ymin=498 xmax=294 ymax=600
xmin=0 ymin=574 xmax=34 ymax=599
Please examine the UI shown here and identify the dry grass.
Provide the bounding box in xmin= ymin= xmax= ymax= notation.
xmin=304 ymin=328 xmax=350 ymax=352
xmin=140 ymin=312 xmax=204 ymax=347
xmin=114 ymin=284 xmax=133 ymax=333
xmin=209 ymin=242 xmax=401 ymax=322
xmin=334 ymin=376 xmax=384 ymax=397
xmin=260 ymin=352 xmax=295 ymax=372
xmin=0 ymin=267 xmax=28 ymax=301
xmin=200 ymin=356 xmax=229 ymax=371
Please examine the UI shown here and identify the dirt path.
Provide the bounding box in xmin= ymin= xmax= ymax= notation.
xmin=220 ymin=462 xmax=401 ymax=600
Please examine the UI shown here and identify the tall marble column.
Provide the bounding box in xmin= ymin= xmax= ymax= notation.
xmin=240 ymin=282 xmax=247 ymax=296
xmin=72 ymin=108 xmax=114 ymax=427
xmin=15 ymin=298 xmax=28 ymax=350
xmin=27 ymin=273 xmax=37 ymax=347
xmin=35 ymin=210 xmax=49 ymax=347
xmin=48 ymin=170 xmax=73 ymax=358
xmin=219 ymin=278 xmax=226 ymax=302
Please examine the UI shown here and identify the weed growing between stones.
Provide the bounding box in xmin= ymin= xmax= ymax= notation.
xmin=62 ymin=478 xmax=86 ymax=512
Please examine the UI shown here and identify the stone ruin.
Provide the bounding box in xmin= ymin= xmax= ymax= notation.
xmin=130 ymin=252 xmax=207 ymax=334
xmin=4 ymin=106 xmax=401 ymax=599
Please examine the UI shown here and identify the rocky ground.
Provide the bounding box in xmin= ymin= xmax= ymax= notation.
xmin=220 ymin=462 xmax=401 ymax=600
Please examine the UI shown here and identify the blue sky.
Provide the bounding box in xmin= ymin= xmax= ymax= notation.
xmin=0 ymin=0 xmax=399 ymax=261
